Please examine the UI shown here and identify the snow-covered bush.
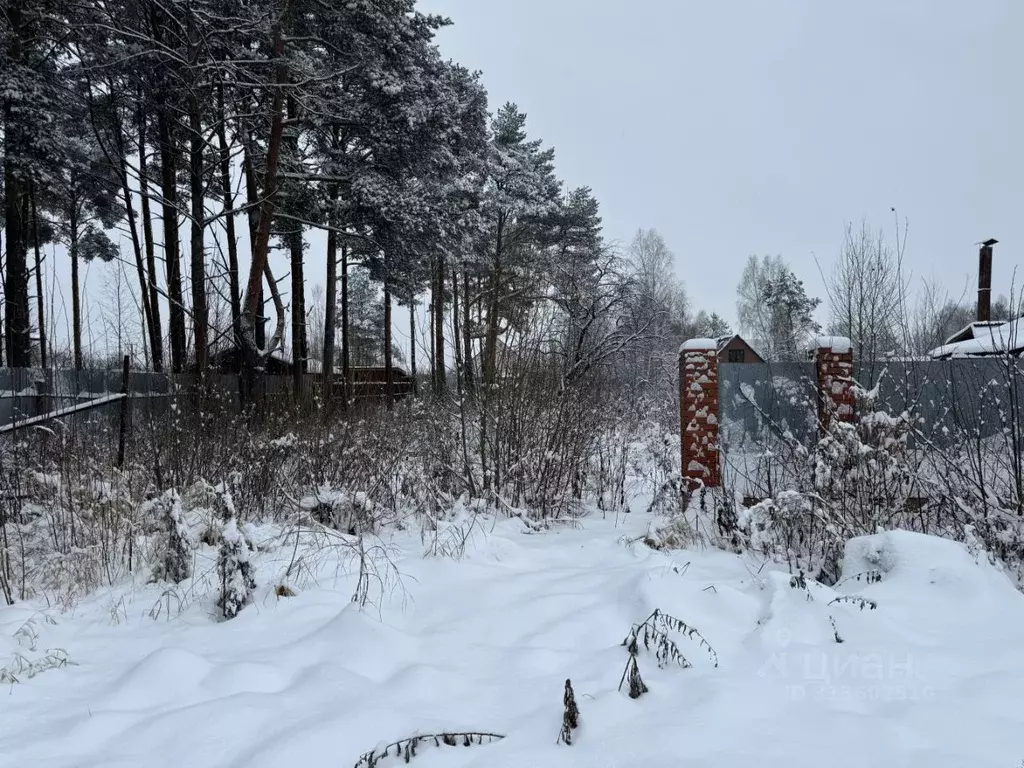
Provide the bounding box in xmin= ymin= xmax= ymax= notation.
xmin=812 ymin=390 xmax=915 ymax=530
xmin=217 ymin=518 xmax=256 ymax=619
xmin=727 ymin=384 xmax=921 ymax=584
xmin=736 ymin=490 xmax=844 ymax=584
xmin=300 ymin=485 xmax=377 ymax=535
xmin=145 ymin=490 xmax=193 ymax=584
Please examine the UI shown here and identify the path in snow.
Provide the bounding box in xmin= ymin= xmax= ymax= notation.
xmin=3 ymin=516 xmax=1024 ymax=767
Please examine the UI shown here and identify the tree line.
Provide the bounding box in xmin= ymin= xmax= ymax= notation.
xmin=736 ymin=220 xmax=1022 ymax=364
xmin=4 ymin=1 xmax=1013 ymax=405
xmin=2 ymin=0 xmax=726 ymax=405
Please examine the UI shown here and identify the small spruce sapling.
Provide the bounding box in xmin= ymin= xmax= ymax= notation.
xmin=149 ymin=490 xmax=193 ymax=584
xmin=218 ymin=518 xmax=256 ymax=619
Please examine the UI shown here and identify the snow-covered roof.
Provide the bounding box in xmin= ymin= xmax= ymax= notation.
xmin=928 ymin=317 xmax=1024 ymax=359
xmin=943 ymin=320 xmax=1005 ymax=346
xmin=716 ymin=334 xmax=737 ymax=350
xmin=807 ymin=336 xmax=852 ymax=354
xmin=679 ymin=338 xmax=719 ymax=353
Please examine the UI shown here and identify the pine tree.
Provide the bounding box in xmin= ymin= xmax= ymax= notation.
xmin=737 ymin=255 xmax=820 ymax=360
xmin=148 ymin=490 xmax=193 ymax=584
xmin=42 ymin=96 xmax=124 ymax=369
xmin=218 ymin=518 xmax=256 ymax=619
xmin=2 ymin=0 xmax=71 ymax=367
xmin=477 ymin=103 xmax=562 ymax=386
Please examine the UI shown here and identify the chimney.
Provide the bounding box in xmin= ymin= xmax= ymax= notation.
xmin=977 ymin=238 xmax=997 ymax=322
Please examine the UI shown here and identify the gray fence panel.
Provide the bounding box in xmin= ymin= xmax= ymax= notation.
xmin=0 ymin=369 xmax=332 ymax=432
xmin=719 ymin=361 xmax=819 ymax=450
xmin=852 ymin=359 xmax=1024 ymax=445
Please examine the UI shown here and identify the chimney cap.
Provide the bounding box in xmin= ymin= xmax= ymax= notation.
xmin=978 ymin=238 xmax=998 ymax=247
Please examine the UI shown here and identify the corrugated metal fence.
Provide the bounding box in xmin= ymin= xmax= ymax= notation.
xmin=718 ymin=358 xmax=1024 ymax=492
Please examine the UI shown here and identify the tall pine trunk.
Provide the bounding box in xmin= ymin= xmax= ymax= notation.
xmin=30 ymin=189 xmax=46 ymax=369
xmin=241 ymin=145 xmax=266 ymax=351
xmin=483 ymin=220 xmax=503 ymax=387
xmin=216 ymin=84 xmax=241 ymax=345
xmin=69 ymin=196 xmax=83 ymax=371
xmin=138 ymin=102 xmax=164 ymax=371
xmin=432 ymin=252 xmax=445 ymax=392
xmin=290 ymin=229 xmax=306 ymax=395
xmin=240 ymin=8 xmax=290 ymax=395
xmin=383 ymin=276 xmax=393 ymax=409
xmin=116 ymin=140 xmax=155 ymax=370
xmin=188 ymin=98 xmax=208 ymax=377
xmin=408 ymin=296 xmax=417 ymax=396
xmin=96 ymin=79 xmax=155 ymax=369
xmin=3 ymin=4 xmax=31 ymax=368
xmin=428 ymin=293 xmax=435 ymax=389
xmin=450 ymin=263 xmax=462 ymax=389
xmin=0 ymin=226 xmax=4 ymax=364
xmin=285 ymin=96 xmax=306 ymax=396
xmin=323 ymin=216 xmax=337 ymax=386
xmin=340 ymin=245 xmax=350 ymax=405
xmin=158 ymin=112 xmax=187 ymax=372
xmin=462 ymin=264 xmax=474 ymax=393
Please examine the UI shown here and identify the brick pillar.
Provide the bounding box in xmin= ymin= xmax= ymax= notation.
xmin=812 ymin=337 xmax=854 ymax=433
xmin=679 ymin=340 xmax=720 ymax=489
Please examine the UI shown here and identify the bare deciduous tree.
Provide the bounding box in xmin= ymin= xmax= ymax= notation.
xmin=826 ymin=220 xmax=906 ymax=369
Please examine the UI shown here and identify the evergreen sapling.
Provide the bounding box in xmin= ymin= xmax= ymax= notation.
xmin=218 ymin=518 xmax=256 ymax=619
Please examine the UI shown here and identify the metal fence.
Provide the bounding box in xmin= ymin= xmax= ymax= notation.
xmin=851 ymin=359 xmax=1024 ymax=444
xmin=0 ymin=368 xmax=313 ymax=432
xmin=718 ymin=358 xmax=1024 ymax=493
xmin=718 ymin=361 xmax=819 ymax=451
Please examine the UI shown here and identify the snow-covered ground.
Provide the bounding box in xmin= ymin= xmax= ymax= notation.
xmin=3 ymin=512 xmax=1024 ymax=767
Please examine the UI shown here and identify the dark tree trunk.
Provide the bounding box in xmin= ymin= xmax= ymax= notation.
xmin=93 ymin=78 xmax=155 ymax=370
xmin=138 ymin=101 xmax=164 ymax=371
xmin=239 ymin=10 xmax=290 ymax=394
xmin=483 ymin=217 xmax=505 ymax=387
xmin=451 ymin=263 xmax=462 ymax=389
xmin=158 ymin=111 xmax=187 ymax=372
xmin=409 ymin=296 xmax=417 ymax=396
xmin=3 ymin=7 xmax=30 ymax=368
xmin=290 ymin=229 xmax=306 ymax=395
xmin=241 ymin=145 xmax=266 ymax=351
xmin=462 ymin=264 xmax=475 ymax=393
xmin=0 ymin=225 xmax=4 ymax=365
xmin=115 ymin=140 xmax=155 ymax=371
xmin=384 ymin=276 xmax=393 ymax=409
xmin=433 ymin=251 xmax=445 ymax=391
xmin=69 ymin=199 xmax=82 ymax=371
xmin=30 ymin=189 xmax=45 ymax=369
xmin=188 ymin=97 xmax=208 ymax=377
xmin=285 ymin=95 xmax=306 ymax=396
xmin=429 ymin=294 xmax=435 ymax=389
xmin=216 ymin=84 xmax=241 ymax=345
xmin=323 ymin=216 xmax=337 ymax=386
xmin=340 ymin=245 xmax=350 ymax=405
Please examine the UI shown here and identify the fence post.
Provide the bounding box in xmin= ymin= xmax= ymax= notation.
xmin=679 ymin=339 xmax=721 ymax=489
xmin=117 ymin=355 xmax=130 ymax=468
xmin=811 ymin=336 xmax=854 ymax=434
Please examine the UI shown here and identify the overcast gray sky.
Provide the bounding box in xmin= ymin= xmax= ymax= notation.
xmin=59 ymin=0 xmax=1024 ymax=362
xmin=423 ymin=0 xmax=1024 ymax=325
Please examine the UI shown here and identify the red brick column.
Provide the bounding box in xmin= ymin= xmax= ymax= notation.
xmin=679 ymin=340 xmax=720 ymax=489
xmin=812 ymin=337 xmax=855 ymax=433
